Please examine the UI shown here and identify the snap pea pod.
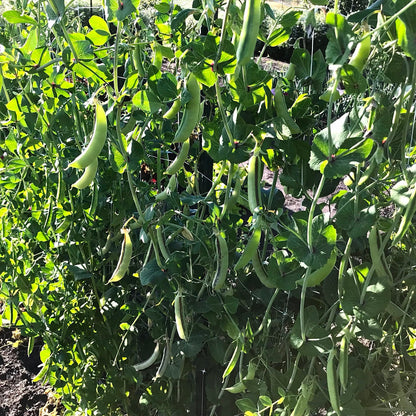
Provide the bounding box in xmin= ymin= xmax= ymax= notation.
xmin=252 ymin=251 xmax=278 ymax=288
xmin=173 ymin=74 xmax=200 ymax=143
xmin=338 ymin=335 xmax=349 ymax=392
xmin=69 ymin=101 xmax=107 ymax=169
xmin=392 ymin=185 xmax=416 ymax=245
xmin=327 ymin=349 xmax=341 ymax=416
xmin=134 ymin=342 xmax=160 ymax=371
xmin=155 ymin=174 xmax=177 ymax=201
xmin=71 ymin=157 xmax=98 ymax=189
xmin=236 ymin=0 xmax=262 ymax=66
xmin=212 ymin=229 xmax=229 ymax=291
xmin=274 ymin=87 xmax=301 ymax=135
xmin=234 ymin=227 xmax=262 ymax=271
xmin=247 ymin=146 xmax=263 ymax=213
xmin=304 ymin=248 xmax=337 ymax=287
xmin=165 ymin=138 xmax=190 ymax=175
xmin=174 ymin=289 xmax=188 ymax=341
xmin=107 ymin=228 xmax=133 ymax=284
xmin=369 ymin=225 xmax=388 ymax=278
xmin=163 ymin=97 xmax=182 ymax=120
xmin=349 ymin=25 xmax=371 ymax=73
xmin=132 ymin=40 xmax=145 ymax=77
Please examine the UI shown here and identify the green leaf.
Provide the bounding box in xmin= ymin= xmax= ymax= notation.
xmin=104 ymin=0 xmax=140 ymax=22
xmin=66 ymin=264 xmax=93 ymax=281
xmin=268 ymin=27 xmax=290 ymax=47
xmin=89 ymin=15 xmax=110 ymax=33
xmin=336 ymin=193 xmax=376 ymax=238
xmin=140 ymin=259 xmax=166 ymax=286
xmin=72 ymin=61 xmax=110 ymax=83
xmin=395 ymin=0 xmax=416 ymax=60
xmin=5 ymin=132 xmax=18 ymax=153
xmin=287 ymin=217 xmax=335 ymax=269
xmin=171 ymin=8 xmax=196 ymax=32
xmin=132 ymin=90 xmax=162 ymax=114
xmin=194 ymin=62 xmax=216 ymax=87
xmin=86 ymin=30 xmax=110 ymax=46
xmin=385 ymin=53 xmax=408 ymax=83
xmin=2 ymin=10 xmax=38 ymax=25
xmin=289 ymin=305 xmax=332 ymax=356
xmin=20 ymin=28 xmax=38 ymax=56
xmin=291 ymin=48 xmax=311 ymax=80
xmin=310 ymin=114 xmax=373 ymax=178
xmin=44 ymin=0 xmax=65 ymax=27
xmin=325 ymin=12 xmax=353 ymax=65
xmin=154 ymin=0 xmax=170 ymax=13
xmin=391 ymin=180 xmax=413 ymax=208
xmin=176 ymin=333 xmax=206 ymax=358
xmin=280 ymin=10 xmax=302 ymax=28
xmin=235 ymin=398 xmax=257 ymax=413
xmin=363 ymin=280 xmax=391 ymax=317
xmin=68 ymin=33 xmax=94 ymax=60
xmin=340 ymin=64 xmax=367 ymax=94
xmin=157 ymin=74 xmax=178 ymax=100
xmin=110 ymin=143 xmax=126 ymax=173
xmin=267 ymin=253 xmax=303 ymax=291
xmin=259 ymin=395 xmax=273 ymax=408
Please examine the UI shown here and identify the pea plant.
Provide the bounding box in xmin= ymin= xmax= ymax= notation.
xmin=1 ymin=0 xmax=416 ymax=414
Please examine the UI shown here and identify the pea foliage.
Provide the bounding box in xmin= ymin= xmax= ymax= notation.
xmin=1 ymin=0 xmax=416 ymax=415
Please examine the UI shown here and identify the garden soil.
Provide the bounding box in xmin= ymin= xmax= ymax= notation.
xmin=0 ymin=327 xmax=62 ymax=416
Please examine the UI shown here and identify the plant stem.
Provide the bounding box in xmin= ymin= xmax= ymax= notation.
xmin=115 ymin=104 xmax=145 ymax=221
xmin=253 ymin=288 xmax=280 ymax=337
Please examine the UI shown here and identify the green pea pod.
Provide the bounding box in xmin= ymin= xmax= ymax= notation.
xmin=291 ymin=375 xmax=316 ymax=416
xmin=247 ymin=147 xmax=263 ymax=213
xmin=338 ymin=335 xmax=349 ymax=392
xmin=173 ymin=74 xmax=200 ymax=143
xmin=134 ymin=342 xmax=160 ymax=371
xmin=156 ymin=225 xmax=170 ymax=262
xmin=132 ymin=40 xmax=145 ymax=77
xmin=108 ymin=228 xmax=133 ymax=284
xmin=154 ymin=341 xmax=170 ymax=380
xmin=327 ymin=349 xmax=341 ymax=416
xmin=212 ymin=229 xmax=229 ymax=291
xmin=69 ymin=101 xmax=107 ymax=169
xmin=285 ymin=62 xmax=296 ymax=81
xmin=304 ymin=248 xmax=337 ymax=287
xmin=243 ymin=360 xmax=257 ymax=381
xmin=349 ymin=26 xmax=371 ymax=73
xmin=369 ymin=225 xmax=388 ymax=278
xmin=252 ymin=251 xmax=278 ymax=288
xmin=174 ymin=289 xmax=188 ymax=341
xmin=222 ymin=338 xmax=243 ymax=379
xmin=163 ymin=97 xmax=182 ymax=120
xmin=155 ymin=174 xmax=177 ymax=201
xmin=236 ymin=0 xmax=262 ymax=66
xmin=225 ymin=381 xmax=246 ymax=394
xmin=165 ymin=138 xmax=190 ymax=175
xmin=234 ymin=227 xmax=262 ymax=271
xmin=274 ymin=87 xmax=301 ymax=135
xmin=392 ymin=185 xmax=416 ymax=245
xmin=71 ymin=157 xmax=98 ymax=189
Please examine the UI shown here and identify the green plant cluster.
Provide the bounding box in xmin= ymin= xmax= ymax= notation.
xmin=0 ymin=0 xmax=416 ymax=415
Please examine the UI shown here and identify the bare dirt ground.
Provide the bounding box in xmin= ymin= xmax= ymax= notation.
xmin=0 ymin=327 xmax=62 ymax=416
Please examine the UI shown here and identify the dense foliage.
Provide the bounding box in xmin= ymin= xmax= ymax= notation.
xmin=1 ymin=0 xmax=416 ymax=415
